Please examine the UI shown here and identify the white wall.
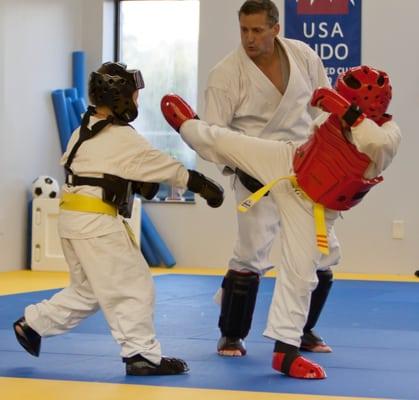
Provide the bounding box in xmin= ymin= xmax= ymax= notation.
xmin=0 ymin=0 xmax=107 ymax=271
xmin=1 ymin=0 xmax=418 ymax=275
xmin=335 ymin=1 xmax=419 ymax=273
xmin=0 ymin=0 xmax=82 ymax=271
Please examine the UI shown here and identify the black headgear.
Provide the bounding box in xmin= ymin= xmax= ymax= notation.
xmin=88 ymin=62 xmax=145 ymax=123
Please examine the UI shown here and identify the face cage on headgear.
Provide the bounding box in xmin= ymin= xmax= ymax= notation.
xmin=89 ymin=63 xmax=145 ymax=123
xmin=335 ymin=66 xmax=392 ymax=124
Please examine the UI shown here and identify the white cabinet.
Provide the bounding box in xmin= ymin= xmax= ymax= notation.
xmin=31 ymin=198 xmax=141 ymax=271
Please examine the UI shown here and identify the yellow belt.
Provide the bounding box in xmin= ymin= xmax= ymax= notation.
xmin=60 ymin=193 xmax=117 ymax=216
xmin=237 ymin=175 xmax=329 ymax=255
xmin=59 ymin=193 xmax=138 ymax=247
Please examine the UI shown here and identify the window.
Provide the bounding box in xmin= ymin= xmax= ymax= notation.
xmin=116 ymin=0 xmax=200 ymax=202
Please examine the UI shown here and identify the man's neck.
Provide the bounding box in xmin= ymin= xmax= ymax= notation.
xmin=252 ymin=43 xmax=279 ymax=69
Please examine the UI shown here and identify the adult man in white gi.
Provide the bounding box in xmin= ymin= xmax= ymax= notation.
xmin=13 ymin=62 xmax=224 ymax=376
xmin=204 ymin=0 xmax=335 ymax=357
xmin=161 ymin=65 xmax=401 ymax=378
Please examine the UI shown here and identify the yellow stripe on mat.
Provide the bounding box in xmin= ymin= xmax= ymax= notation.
xmin=0 ymin=377 xmax=388 ymax=400
xmin=0 ymin=271 xmax=70 ymax=295
xmin=0 ymin=268 xmax=417 ymax=296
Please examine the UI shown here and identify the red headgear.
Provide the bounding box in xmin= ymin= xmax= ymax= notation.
xmin=335 ymin=66 xmax=392 ymax=124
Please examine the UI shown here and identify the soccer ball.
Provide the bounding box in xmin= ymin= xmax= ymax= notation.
xmin=32 ymin=175 xmax=60 ymax=199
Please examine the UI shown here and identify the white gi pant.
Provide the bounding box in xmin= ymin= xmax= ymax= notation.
xmin=262 ymin=181 xmax=340 ymax=346
xmin=230 ymin=178 xmax=341 ymax=277
xmin=24 ymin=227 xmax=162 ymax=364
xmin=229 ymin=181 xmax=341 ymax=346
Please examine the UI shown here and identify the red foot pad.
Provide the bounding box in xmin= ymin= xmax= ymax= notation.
xmin=160 ymin=94 xmax=198 ymax=132
xmin=272 ymin=352 xmax=326 ymax=379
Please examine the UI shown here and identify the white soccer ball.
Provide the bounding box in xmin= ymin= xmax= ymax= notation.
xmin=32 ymin=175 xmax=60 ymax=199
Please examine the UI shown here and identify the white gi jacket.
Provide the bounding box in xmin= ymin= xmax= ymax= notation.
xmin=178 ymin=116 xmax=401 ymax=346
xmin=59 ymin=117 xmax=189 ymax=239
xmin=205 ymin=37 xmax=330 ymax=143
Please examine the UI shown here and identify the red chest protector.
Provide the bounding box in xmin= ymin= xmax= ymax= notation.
xmin=293 ymin=115 xmax=383 ymax=211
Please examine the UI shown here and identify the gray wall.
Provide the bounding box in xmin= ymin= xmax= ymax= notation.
xmin=0 ymin=0 xmax=418 ymax=275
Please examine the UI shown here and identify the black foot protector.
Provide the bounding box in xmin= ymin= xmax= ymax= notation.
xmin=124 ymin=354 xmax=189 ymax=376
xmin=13 ymin=317 xmax=41 ymax=357
xmin=300 ymin=330 xmax=332 ymax=353
xmin=217 ymin=336 xmax=247 ymax=356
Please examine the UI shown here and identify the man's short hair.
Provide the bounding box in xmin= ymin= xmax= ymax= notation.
xmin=238 ymin=0 xmax=279 ymax=27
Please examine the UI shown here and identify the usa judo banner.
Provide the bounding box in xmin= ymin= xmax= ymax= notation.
xmin=285 ymin=0 xmax=361 ymax=85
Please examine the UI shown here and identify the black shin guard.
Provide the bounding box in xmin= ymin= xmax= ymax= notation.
xmin=304 ymin=269 xmax=333 ymax=332
xmin=218 ymin=270 xmax=260 ymax=338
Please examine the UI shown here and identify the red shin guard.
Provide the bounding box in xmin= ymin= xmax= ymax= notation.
xmin=160 ymin=94 xmax=198 ymax=132
xmin=272 ymin=352 xmax=326 ymax=379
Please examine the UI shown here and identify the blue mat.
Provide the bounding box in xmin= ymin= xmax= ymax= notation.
xmin=1 ymin=275 xmax=419 ymax=399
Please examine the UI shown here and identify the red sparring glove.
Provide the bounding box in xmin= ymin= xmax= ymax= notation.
xmin=311 ymin=87 xmax=366 ymax=127
xmin=161 ymin=94 xmax=199 ymax=132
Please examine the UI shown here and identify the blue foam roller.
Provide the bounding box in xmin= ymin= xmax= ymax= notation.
xmin=51 ymin=89 xmax=72 ymax=153
xmin=141 ymin=209 xmax=176 ymax=268
xmin=71 ymin=100 xmax=82 ymax=124
xmin=140 ymin=227 xmax=160 ymax=267
xmin=72 ymin=51 xmax=86 ymax=100
xmin=73 ymin=97 xmax=87 ymax=118
xmin=66 ymin=96 xmax=79 ymax=132
xmin=65 ymin=88 xmax=78 ymax=101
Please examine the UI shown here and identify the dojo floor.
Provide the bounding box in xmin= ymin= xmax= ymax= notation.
xmin=1 ymin=268 xmax=418 ymax=400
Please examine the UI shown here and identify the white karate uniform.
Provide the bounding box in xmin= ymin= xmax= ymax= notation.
xmin=179 ymin=116 xmax=401 ymax=346
xmin=25 ymin=117 xmax=189 ymax=364
xmin=205 ymin=37 xmax=335 ymax=275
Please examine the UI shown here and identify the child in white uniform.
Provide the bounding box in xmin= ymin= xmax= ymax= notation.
xmin=161 ymin=66 xmax=401 ymax=379
xmin=13 ymin=62 xmax=224 ymax=376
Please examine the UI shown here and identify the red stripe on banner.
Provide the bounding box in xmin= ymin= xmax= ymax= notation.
xmin=297 ymin=0 xmax=349 ymax=15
